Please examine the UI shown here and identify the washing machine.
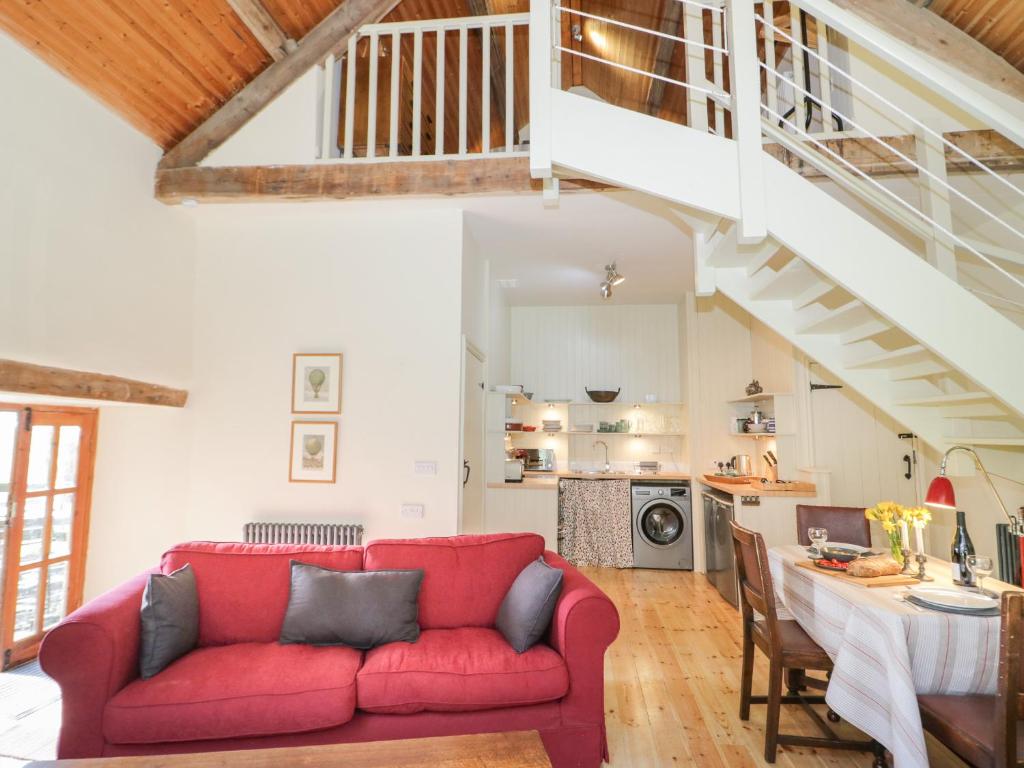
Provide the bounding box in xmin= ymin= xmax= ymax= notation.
xmin=631 ymin=482 xmax=693 ymax=570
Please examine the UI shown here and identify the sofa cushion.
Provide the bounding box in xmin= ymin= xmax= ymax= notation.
xmin=104 ymin=642 xmax=361 ymax=744
xmin=139 ymin=564 xmax=198 ymax=679
xmin=363 ymin=534 xmax=545 ymax=629
xmin=161 ymin=542 xmax=363 ymax=646
xmin=356 ymin=627 xmax=568 ymax=714
xmin=497 ymin=557 xmax=564 ymax=653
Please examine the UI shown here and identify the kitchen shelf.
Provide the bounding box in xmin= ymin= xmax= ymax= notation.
xmin=727 ymin=392 xmax=790 ymax=404
xmin=568 ymin=401 xmax=684 ymax=407
xmin=569 ymin=432 xmax=685 ymax=437
xmin=730 ymin=432 xmax=778 ymax=439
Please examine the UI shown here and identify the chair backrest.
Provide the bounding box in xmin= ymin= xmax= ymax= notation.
xmin=796 ymin=504 xmax=872 ymax=548
xmin=996 ymin=591 xmax=1024 ymax=767
xmin=730 ymin=521 xmax=781 ymax=637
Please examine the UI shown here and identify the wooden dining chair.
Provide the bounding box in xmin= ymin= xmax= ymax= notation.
xmin=730 ymin=521 xmax=882 ymax=765
xmin=796 ymin=504 xmax=872 ymax=548
xmin=918 ymin=591 xmax=1024 ymax=767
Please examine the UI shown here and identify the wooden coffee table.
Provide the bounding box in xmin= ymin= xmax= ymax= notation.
xmin=27 ymin=730 xmax=552 ymax=767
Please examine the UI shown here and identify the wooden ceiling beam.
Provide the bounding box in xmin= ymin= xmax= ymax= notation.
xmin=226 ymin=0 xmax=295 ymax=61
xmin=154 ymin=129 xmax=1024 ymax=203
xmin=644 ymin=0 xmax=683 ymax=116
xmin=0 ymin=360 xmax=188 ymax=408
xmin=158 ymin=0 xmax=401 ymax=169
xmin=154 ymin=157 xmax=609 ymax=203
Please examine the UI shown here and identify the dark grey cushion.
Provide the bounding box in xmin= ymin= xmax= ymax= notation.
xmin=496 ymin=556 xmax=564 ymax=653
xmin=139 ymin=564 xmax=199 ymax=679
xmin=279 ymin=562 xmax=423 ymax=649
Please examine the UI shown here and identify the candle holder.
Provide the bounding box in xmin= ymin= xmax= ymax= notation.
xmin=900 ymin=547 xmax=916 ymax=576
xmin=914 ymin=553 xmax=934 ymax=582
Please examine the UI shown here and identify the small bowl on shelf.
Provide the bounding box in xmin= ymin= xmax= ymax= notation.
xmin=522 ymin=425 xmax=537 ymax=432
xmin=585 ymin=388 xmax=621 ymax=403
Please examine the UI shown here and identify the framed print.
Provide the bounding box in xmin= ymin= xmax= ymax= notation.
xmin=292 ymin=353 xmax=342 ymax=414
xmin=289 ymin=421 xmax=338 ymax=483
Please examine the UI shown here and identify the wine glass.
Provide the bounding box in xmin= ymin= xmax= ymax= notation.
xmin=967 ymin=555 xmax=994 ymax=594
xmin=808 ymin=527 xmax=828 ymax=558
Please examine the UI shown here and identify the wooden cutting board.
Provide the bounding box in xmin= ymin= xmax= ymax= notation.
xmin=795 ymin=559 xmax=919 ymax=587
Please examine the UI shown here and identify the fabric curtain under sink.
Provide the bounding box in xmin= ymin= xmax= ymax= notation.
xmin=558 ymin=479 xmax=633 ymax=568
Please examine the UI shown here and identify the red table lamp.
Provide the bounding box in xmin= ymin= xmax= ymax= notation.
xmin=925 ymin=445 xmax=1013 ymax=525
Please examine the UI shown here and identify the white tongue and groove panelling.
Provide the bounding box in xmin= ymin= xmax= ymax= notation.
xmin=509 ymin=305 xmax=681 ymax=403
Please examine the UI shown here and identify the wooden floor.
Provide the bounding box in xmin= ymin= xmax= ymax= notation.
xmin=585 ymin=567 xmax=968 ymax=768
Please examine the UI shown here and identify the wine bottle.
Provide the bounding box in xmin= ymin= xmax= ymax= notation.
xmin=950 ymin=510 xmax=976 ymax=586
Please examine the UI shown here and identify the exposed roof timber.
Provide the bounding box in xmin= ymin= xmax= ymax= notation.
xmin=0 ymin=360 xmax=188 ymax=407
xmin=154 ymin=157 xmax=611 ymax=203
xmin=226 ymin=0 xmax=296 ymax=61
xmin=159 ymin=0 xmax=400 ymax=169
xmin=828 ymin=0 xmax=1024 ymax=103
xmin=645 ymin=0 xmax=683 ymax=116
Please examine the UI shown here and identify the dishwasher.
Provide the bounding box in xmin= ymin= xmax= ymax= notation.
xmin=702 ymin=488 xmax=738 ymax=607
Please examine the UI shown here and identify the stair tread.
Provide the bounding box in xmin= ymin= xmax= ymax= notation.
xmin=848 ymin=344 xmax=929 ymax=369
xmin=897 ymin=392 xmax=993 ymax=406
xmin=797 ymin=301 xmax=874 ymax=335
xmin=950 ymin=436 xmax=1024 ymax=447
xmin=751 ymin=259 xmax=820 ymax=301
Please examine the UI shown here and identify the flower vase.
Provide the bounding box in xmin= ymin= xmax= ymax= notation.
xmin=888 ymin=531 xmax=905 ymax=564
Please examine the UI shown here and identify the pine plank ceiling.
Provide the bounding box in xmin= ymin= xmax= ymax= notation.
xmin=0 ymin=0 xmax=1021 ymax=152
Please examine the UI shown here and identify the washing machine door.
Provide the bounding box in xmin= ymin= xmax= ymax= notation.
xmin=637 ymin=500 xmax=685 ymax=547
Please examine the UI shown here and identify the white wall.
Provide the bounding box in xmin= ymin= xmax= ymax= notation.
xmin=510 ymin=305 xmax=681 ymax=403
xmin=0 ymin=32 xmax=197 ymax=598
xmin=185 ymin=205 xmax=465 ymax=544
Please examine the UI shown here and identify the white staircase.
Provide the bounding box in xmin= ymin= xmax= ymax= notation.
xmin=529 ymin=0 xmax=1024 ymax=454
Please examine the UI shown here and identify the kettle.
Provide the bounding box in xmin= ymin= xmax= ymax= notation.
xmin=731 ymin=454 xmax=752 ymax=476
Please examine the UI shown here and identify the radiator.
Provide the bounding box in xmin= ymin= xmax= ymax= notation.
xmin=243 ymin=522 xmax=363 ymax=546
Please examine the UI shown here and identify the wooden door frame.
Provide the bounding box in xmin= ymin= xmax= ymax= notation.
xmin=0 ymin=404 xmax=98 ymax=669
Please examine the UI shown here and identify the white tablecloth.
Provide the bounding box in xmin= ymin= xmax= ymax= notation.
xmin=768 ymin=545 xmax=1003 ymax=768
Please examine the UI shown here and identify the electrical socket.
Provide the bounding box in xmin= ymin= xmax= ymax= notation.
xmin=401 ymin=504 xmax=425 ymax=518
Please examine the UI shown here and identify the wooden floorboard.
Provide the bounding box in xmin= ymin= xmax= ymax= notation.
xmin=583 ymin=566 xmax=968 ymax=767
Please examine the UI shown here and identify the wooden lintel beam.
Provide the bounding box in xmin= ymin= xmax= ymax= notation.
xmin=154 ymin=157 xmax=610 ymax=203
xmin=0 ymin=360 xmax=188 ymax=408
xmin=159 ymin=0 xmax=400 ymax=169
xmin=645 ymin=0 xmax=684 ymax=117
xmin=226 ymin=0 xmax=293 ymax=61
xmin=764 ymin=129 xmax=1024 ymax=180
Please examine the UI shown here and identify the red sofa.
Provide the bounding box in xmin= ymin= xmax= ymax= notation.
xmin=39 ymin=533 xmax=619 ymax=767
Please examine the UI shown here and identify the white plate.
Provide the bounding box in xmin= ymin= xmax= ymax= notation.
xmin=907 ymin=586 xmax=999 ymax=611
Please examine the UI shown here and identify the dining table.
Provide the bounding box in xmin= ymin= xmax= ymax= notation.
xmin=768 ymin=544 xmax=1015 ymax=768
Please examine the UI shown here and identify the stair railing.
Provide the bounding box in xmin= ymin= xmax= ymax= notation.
xmin=316 ymin=13 xmax=529 ymax=161
xmin=749 ymin=2 xmax=1024 ymax=312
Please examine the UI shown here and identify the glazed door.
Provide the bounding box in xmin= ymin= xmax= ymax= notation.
xmin=1 ymin=407 xmax=97 ymax=669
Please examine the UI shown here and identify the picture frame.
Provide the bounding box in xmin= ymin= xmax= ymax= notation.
xmin=292 ymin=353 xmax=342 ymax=414
xmin=289 ymin=421 xmax=338 ymax=484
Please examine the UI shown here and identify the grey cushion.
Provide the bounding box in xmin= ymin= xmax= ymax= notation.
xmin=139 ymin=564 xmax=199 ymax=679
xmin=280 ymin=562 xmax=423 ymax=649
xmin=496 ymin=556 xmax=564 ymax=653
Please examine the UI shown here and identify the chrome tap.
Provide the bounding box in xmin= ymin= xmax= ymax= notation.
xmin=593 ymin=440 xmax=610 ymax=473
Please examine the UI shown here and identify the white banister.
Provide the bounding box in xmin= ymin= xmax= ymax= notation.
xmin=344 ymin=36 xmax=356 ymax=159
xmin=412 ymin=30 xmax=422 ymax=156
xmin=389 ymin=31 xmax=400 ymax=157
xmin=529 ymin=0 xmax=552 ymax=178
xmin=319 ymin=53 xmax=341 ymax=159
xmin=482 ymin=25 xmax=491 ymax=154
xmin=459 ymin=26 xmax=468 ymax=155
xmin=710 ymin=8 xmax=726 ymax=134
xmin=789 ymin=3 xmax=807 ymax=132
xmin=727 ymin=0 xmax=766 ymax=242
xmin=683 ymin=2 xmax=709 ymax=132
xmin=505 ymin=23 xmax=514 ymax=151
xmin=367 ymin=33 xmax=379 ymax=159
xmin=762 ymin=0 xmax=778 ymax=117
xmin=436 ymin=29 xmax=446 ymax=156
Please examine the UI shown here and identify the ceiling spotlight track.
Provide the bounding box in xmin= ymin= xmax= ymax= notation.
xmin=600 ymin=262 xmax=624 ymax=299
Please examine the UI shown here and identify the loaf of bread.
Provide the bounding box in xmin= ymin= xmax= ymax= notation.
xmin=847 ymin=557 xmax=902 ymax=578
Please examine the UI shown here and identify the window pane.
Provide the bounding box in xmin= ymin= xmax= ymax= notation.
xmin=27 ymin=425 xmax=55 ymax=492
xmin=20 ymin=497 xmax=47 ymax=565
xmin=14 ymin=567 xmax=41 ymax=641
xmin=55 ymin=426 xmax=81 ymax=490
xmin=50 ymin=493 xmax=75 ymax=559
xmin=43 ymin=561 xmax=69 ymax=630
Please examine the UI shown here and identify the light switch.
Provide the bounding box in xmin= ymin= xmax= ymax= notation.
xmin=401 ymin=504 xmax=425 ymax=518
xmin=415 ymin=461 xmax=438 ymax=476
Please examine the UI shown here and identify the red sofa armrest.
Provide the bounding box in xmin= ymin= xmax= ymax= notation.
xmin=543 ymin=552 xmax=620 ymax=727
xmin=39 ymin=568 xmax=155 ymax=758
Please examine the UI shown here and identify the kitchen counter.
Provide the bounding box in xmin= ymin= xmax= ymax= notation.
xmin=701 ymin=477 xmax=817 ymax=497
xmin=487 ymin=477 xmax=559 ymax=490
xmin=487 ymin=470 xmax=691 ymax=490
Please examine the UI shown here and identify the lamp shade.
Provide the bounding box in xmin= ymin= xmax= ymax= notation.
xmin=925 ymin=475 xmax=957 ymax=509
